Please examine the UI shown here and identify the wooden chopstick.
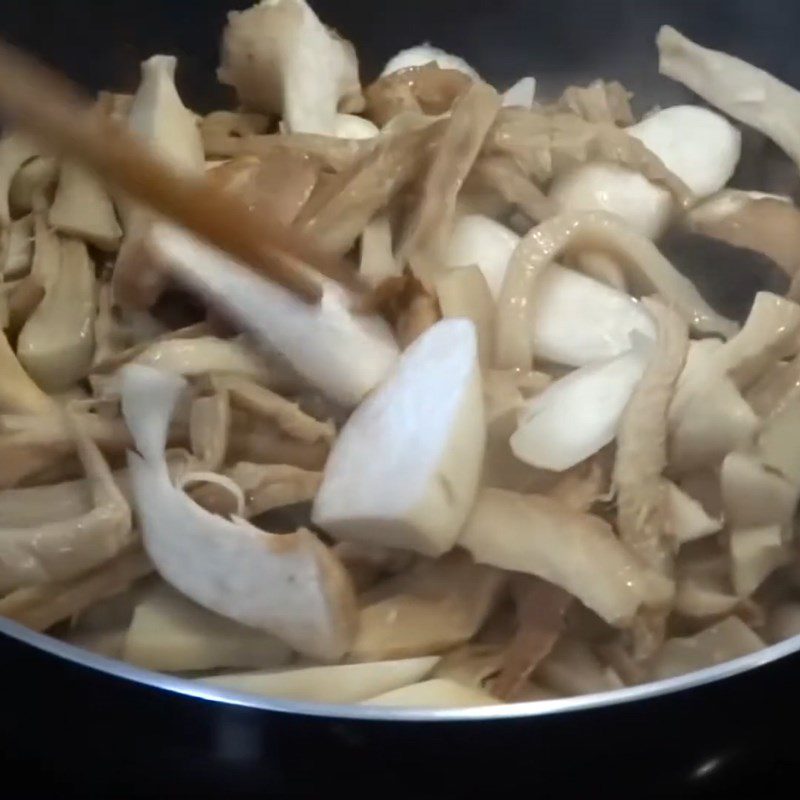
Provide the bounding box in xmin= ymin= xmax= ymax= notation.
xmin=0 ymin=39 xmax=365 ymax=304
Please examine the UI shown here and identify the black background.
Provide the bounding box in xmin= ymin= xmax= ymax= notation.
xmin=2 ymin=0 xmax=800 ymax=796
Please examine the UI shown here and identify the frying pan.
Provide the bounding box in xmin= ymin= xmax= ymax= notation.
xmin=2 ymin=0 xmax=800 ymax=796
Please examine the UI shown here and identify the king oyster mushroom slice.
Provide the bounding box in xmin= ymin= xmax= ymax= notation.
xmin=381 ymin=44 xmax=480 ymax=80
xmin=9 ymin=156 xmax=58 ymax=217
xmin=0 ymin=214 xmax=34 ymax=279
xmin=550 ymin=105 xmax=740 ymax=239
xmin=312 ymin=319 xmax=485 ymax=557
xmin=0 ymin=133 xmax=40 ymax=227
xmin=198 ymin=657 xmax=440 ymax=704
xmin=218 ymin=0 xmax=363 ymax=135
xmin=48 ymin=160 xmax=122 ymax=252
xmin=444 ymin=214 xmax=656 ymax=368
xmin=120 ymin=364 xmax=357 ymax=661
xmin=17 ymin=237 xmax=97 ymax=392
xmin=123 ymin=583 xmax=294 ymax=672
xmin=459 ymin=488 xmax=672 ymax=626
xmin=0 ymin=416 xmax=133 ymax=593
xmin=147 ymin=223 xmax=400 ymax=407
xmin=511 ymin=334 xmax=652 ymax=472
xmin=362 ymin=678 xmax=498 ymax=708
xmin=0 ymin=329 xmax=55 ymax=414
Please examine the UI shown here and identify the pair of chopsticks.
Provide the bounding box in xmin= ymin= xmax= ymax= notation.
xmin=0 ymin=40 xmax=363 ymax=304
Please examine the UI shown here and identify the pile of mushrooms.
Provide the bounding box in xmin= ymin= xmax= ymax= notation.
xmin=4 ymin=0 xmax=800 ymax=709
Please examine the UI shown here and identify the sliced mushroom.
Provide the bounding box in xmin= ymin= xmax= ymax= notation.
xmin=667 ymin=482 xmax=723 ymax=545
xmin=502 ymin=77 xmax=537 ymax=109
xmin=0 ymin=329 xmax=54 ymax=414
xmin=351 ymin=552 xmax=505 ymax=662
xmin=218 ymin=0 xmax=363 ymax=134
xmin=381 ymin=45 xmax=479 ymax=80
xmin=123 ymin=583 xmax=293 ymax=672
xmin=0 ymin=214 xmax=34 ymax=279
xmin=121 ymin=364 xmax=356 ymax=660
xmin=0 ymin=133 xmax=40 ymax=226
xmin=17 ymin=237 xmax=97 ymax=392
xmin=147 ymin=224 xmax=400 ymax=407
xmin=313 ymin=319 xmax=484 ymax=557
xmin=359 ymin=214 xmax=399 ymax=288
xmin=48 ymin=161 xmax=122 ymax=251
xmin=535 ymin=637 xmax=623 ymax=696
xmin=0 ymin=416 xmax=133 ymax=592
xmin=494 ymin=211 xmax=733 ymax=371
xmin=9 ymin=156 xmax=58 ymax=216
xmin=200 ymin=657 xmax=439 ymax=704
xmin=363 ymin=678 xmax=498 ymax=708
xmin=460 ymin=488 xmax=671 ymax=626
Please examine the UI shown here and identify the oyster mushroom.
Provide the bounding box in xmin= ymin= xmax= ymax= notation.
xmin=218 ymin=0 xmax=363 ymax=135
xmin=120 ymin=364 xmax=357 ymax=661
xmin=312 ymin=319 xmax=485 ymax=557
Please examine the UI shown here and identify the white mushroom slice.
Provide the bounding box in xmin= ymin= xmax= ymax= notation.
xmin=149 ymin=224 xmax=399 ymax=407
xmin=0 ymin=214 xmax=34 ymax=279
xmin=730 ymin=525 xmax=785 ymax=597
xmin=17 ymin=238 xmax=97 ymax=392
xmin=313 ymin=319 xmax=484 ymax=557
xmin=0 ymin=418 xmax=132 ymax=592
xmin=667 ymin=482 xmax=723 ymax=544
xmin=363 ymin=678 xmax=498 ymax=708
xmin=199 ymin=657 xmax=440 ymax=704
xmin=650 ymin=617 xmax=764 ymax=681
xmin=657 ymin=26 xmax=800 ymax=171
xmin=460 ymin=488 xmax=670 ymax=625
xmin=549 ymin=106 xmax=740 ymax=239
xmin=446 ymin=214 xmax=656 ymax=367
xmin=189 ymin=393 xmax=230 ymax=471
xmin=766 ymin=604 xmax=800 ymax=643
xmin=123 ymin=584 xmax=293 ymax=672
xmin=9 ymin=156 xmax=58 ymax=216
xmin=536 ymin=638 xmax=624 ymax=696
xmin=48 ymin=161 xmax=122 ymax=251
xmin=352 ymin=552 xmax=505 ymax=662
xmin=127 ymin=55 xmax=205 ymax=176
xmin=688 ymin=190 xmax=800 ymax=276
xmin=757 ymin=391 xmax=800 ymax=484
xmin=121 ymin=364 xmax=356 ymax=660
xmin=435 ymin=265 xmax=495 ymax=367
xmin=0 ymin=133 xmax=39 ymax=226
xmin=218 ymin=0 xmax=363 ymax=135
xmin=511 ymin=339 xmax=650 ymax=472
xmin=502 ymin=77 xmax=537 ymax=109
xmin=381 ymin=45 xmax=479 ymax=80
xmin=222 ymin=463 xmax=321 ymax=518
xmin=333 ymin=114 xmax=379 ymax=140
xmin=495 ymin=211 xmax=734 ymax=371
xmin=628 ymin=106 xmax=740 ymax=199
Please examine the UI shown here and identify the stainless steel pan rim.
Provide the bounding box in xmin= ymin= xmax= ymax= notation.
xmin=3 ymin=614 xmax=797 ymax=722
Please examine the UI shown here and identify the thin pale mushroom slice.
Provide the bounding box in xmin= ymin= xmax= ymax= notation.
xmin=209 ymin=374 xmax=335 ymax=445
xmin=48 ymin=160 xmax=122 ymax=251
xmin=359 ymin=214 xmax=399 ymax=288
xmin=0 ymin=329 xmax=54 ymax=414
xmin=218 ymin=0 xmax=363 ymax=135
xmin=362 ymin=678 xmax=498 ymax=708
xmin=398 ymin=81 xmax=502 ymax=283
xmin=492 ymin=578 xmax=572 ymax=701
xmin=189 ymin=391 xmax=230 ymax=472
xmin=122 ymin=583 xmax=294 ymax=672
xmin=351 ymin=551 xmax=506 ymax=662
xmin=17 ymin=237 xmax=97 ymax=392
xmin=649 ymin=616 xmax=764 ymax=682
xmin=435 ymin=264 xmax=495 ymax=367
xmin=0 ymin=214 xmax=34 ymax=279
xmin=381 ymin=45 xmax=480 ymax=80
xmin=470 ymin=156 xmax=554 ymax=224
xmin=9 ymin=155 xmax=58 ymax=217
xmin=198 ymin=657 xmax=440 ymax=705
xmin=0 ymin=547 xmax=152 ymax=633
xmin=312 ymin=319 xmax=485 ymax=557
xmin=494 ymin=210 xmax=735 ymax=371
xmin=614 ymin=299 xmax=689 ymax=572
xmin=0 ymin=132 xmax=40 ymax=226
xmin=535 ymin=637 xmax=623 ymax=697
xmin=120 ymin=364 xmax=356 ymax=661
xmin=459 ymin=488 xmax=672 ymax=626
xmin=0 ymin=415 xmax=133 ymax=593
xmin=114 ymin=54 xmax=205 ymax=307
xmin=688 ymin=190 xmax=800 ymax=277
xmin=149 ymin=224 xmax=400 ymax=407
xmin=558 ymin=80 xmax=633 ymax=125
xmin=511 ymin=338 xmax=651 ymax=472
xmin=756 ymin=386 xmax=800 ymax=485
xmin=221 ymin=463 xmax=321 ymax=518
xmin=666 ymin=482 xmax=723 ymax=545
xmin=657 ymin=26 xmax=800 ymax=173
xmin=297 ymin=122 xmax=440 ymax=256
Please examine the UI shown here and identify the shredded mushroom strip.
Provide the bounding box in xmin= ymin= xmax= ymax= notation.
xmin=3 ymin=0 xmax=800 ymax=709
